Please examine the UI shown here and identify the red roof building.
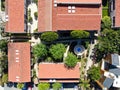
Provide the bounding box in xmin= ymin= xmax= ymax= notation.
xmin=8 ymin=42 xmax=31 ymax=82
xmin=109 ymin=0 xmax=120 ymax=28
xmin=38 ymin=0 xmax=102 ymax=32
xmin=38 ymin=63 xmax=80 ymax=83
xmin=5 ymin=0 xmax=27 ymax=33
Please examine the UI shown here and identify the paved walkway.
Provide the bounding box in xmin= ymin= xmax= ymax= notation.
xmin=85 ymin=40 xmax=97 ymax=76
xmin=34 ymin=63 xmax=38 ymax=77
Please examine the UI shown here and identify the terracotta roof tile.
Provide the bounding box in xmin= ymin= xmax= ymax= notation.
xmin=38 ymin=0 xmax=102 ymax=32
xmin=8 ymin=42 xmax=31 ymax=82
xmin=54 ymin=14 xmax=101 ymax=31
xmin=115 ymin=0 xmax=120 ymax=27
xmin=38 ymin=63 xmax=80 ymax=82
xmin=57 ymin=0 xmax=101 ymax=4
xmin=5 ymin=0 xmax=25 ymax=33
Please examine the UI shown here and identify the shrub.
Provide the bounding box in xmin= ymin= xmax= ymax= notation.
xmin=28 ymin=17 xmax=33 ymax=23
xmin=38 ymin=83 xmax=50 ymax=90
xmin=17 ymin=83 xmax=24 ymax=89
xmin=0 ymin=79 xmax=4 ymax=87
xmin=1 ymin=0 xmax=5 ymax=11
xmin=33 ymin=69 xmax=36 ymax=78
xmin=64 ymin=52 xmax=78 ymax=68
xmin=33 ymin=44 xmax=47 ymax=59
xmin=2 ymin=74 xmax=8 ymax=84
xmin=102 ymin=7 xmax=108 ymax=17
xmin=52 ymin=82 xmax=62 ymax=90
xmin=33 ymin=0 xmax=38 ymax=4
xmin=46 ymin=57 xmax=53 ymax=62
xmin=87 ymin=66 xmax=100 ymax=81
xmin=0 ymin=39 xmax=8 ymax=52
xmin=34 ymin=12 xmax=38 ymax=19
xmin=71 ymin=30 xmax=90 ymax=39
xmin=34 ymin=28 xmax=38 ymax=33
xmin=28 ymin=9 xmax=31 ymax=17
xmin=102 ymin=16 xmax=111 ymax=29
xmin=41 ymin=31 xmax=58 ymax=42
xmin=49 ymin=43 xmax=66 ymax=61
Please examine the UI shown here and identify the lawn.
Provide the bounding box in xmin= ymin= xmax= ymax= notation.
xmin=102 ymin=0 xmax=109 ymax=17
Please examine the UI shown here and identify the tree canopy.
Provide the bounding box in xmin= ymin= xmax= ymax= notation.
xmin=2 ymin=74 xmax=8 ymax=84
xmin=38 ymin=83 xmax=50 ymax=90
xmin=71 ymin=30 xmax=90 ymax=39
xmin=0 ymin=53 xmax=8 ymax=74
xmin=98 ymin=29 xmax=120 ymax=54
xmin=101 ymin=16 xmax=111 ymax=29
xmin=41 ymin=31 xmax=58 ymax=42
xmin=33 ymin=43 xmax=47 ymax=59
xmin=0 ymin=39 xmax=8 ymax=52
xmin=64 ymin=52 xmax=78 ymax=68
xmin=87 ymin=66 xmax=100 ymax=81
xmin=52 ymin=82 xmax=62 ymax=90
xmin=49 ymin=43 xmax=66 ymax=61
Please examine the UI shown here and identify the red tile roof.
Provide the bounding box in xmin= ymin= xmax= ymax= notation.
xmin=8 ymin=42 xmax=31 ymax=82
xmin=115 ymin=0 xmax=120 ymax=27
xmin=57 ymin=0 xmax=101 ymax=4
xmin=38 ymin=63 xmax=80 ymax=82
xmin=38 ymin=0 xmax=102 ymax=32
xmin=54 ymin=14 xmax=101 ymax=31
xmin=5 ymin=0 xmax=24 ymax=33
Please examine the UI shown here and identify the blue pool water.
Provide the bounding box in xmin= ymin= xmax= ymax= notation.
xmin=76 ymin=47 xmax=81 ymax=52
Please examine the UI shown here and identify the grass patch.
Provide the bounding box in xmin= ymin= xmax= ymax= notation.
xmin=102 ymin=7 xmax=108 ymax=17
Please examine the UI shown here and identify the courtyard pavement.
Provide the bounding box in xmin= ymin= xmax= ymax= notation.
xmin=27 ymin=2 xmax=38 ymax=33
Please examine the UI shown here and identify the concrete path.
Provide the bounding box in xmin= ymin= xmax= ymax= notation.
xmin=34 ymin=63 xmax=38 ymax=77
xmin=85 ymin=40 xmax=97 ymax=76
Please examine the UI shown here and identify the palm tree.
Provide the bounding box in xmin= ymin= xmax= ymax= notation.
xmin=79 ymin=79 xmax=90 ymax=90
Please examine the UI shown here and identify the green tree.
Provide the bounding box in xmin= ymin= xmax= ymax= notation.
xmin=0 ymin=52 xmax=8 ymax=75
xmin=79 ymin=79 xmax=90 ymax=90
xmin=2 ymin=74 xmax=8 ymax=84
xmin=49 ymin=43 xmax=66 ymax=61
xmin=71 ymin=30 xmax=90 ymax=39
xmin=38 ymin=83 xmax=50 ymax=90
xmin=0 ymin=78 xmax=4 ymax=87
xmin=41 ymin=31 xmax=58 ymax=42
xmin=87 ymin=66 xmax=100 ymax=81
xmin=0 ymin=39 xmax=8 ymax=52
xmin=52 ymin=82 xmax=62 ymax=90
xmin=17 ymin=83 xmax=24 ymax=89
xmin=98 ymin=29 xmax=120 ymax=54
xmin=64 ymin=52 xmax=78 ymax=68
xmin=102 ymin=16 xmax=111 ymax=29
xmin=33 ymin=44 xmax=47 ymax=59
